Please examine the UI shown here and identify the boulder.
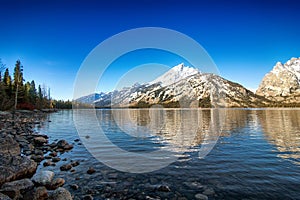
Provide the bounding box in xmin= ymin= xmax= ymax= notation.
xmin=0 ymin=155 xmax=37 ymax=186
xmin=32 ymin=170 xmax=54 ymax=186
xmin=0 ymin=178 xmax=34 ymax=199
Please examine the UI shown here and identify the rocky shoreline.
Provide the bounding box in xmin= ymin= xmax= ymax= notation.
xmin=0 ymin=110 xmax=75 ymax=200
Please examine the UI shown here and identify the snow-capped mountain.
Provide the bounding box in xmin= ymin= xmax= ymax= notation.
xmin=74 ymin=63 xmax=272 ymax=108
xmin=256 ymin=57 xmax=300 ymax=103
xmin=149 ymin=63 xmax=200 ymax=87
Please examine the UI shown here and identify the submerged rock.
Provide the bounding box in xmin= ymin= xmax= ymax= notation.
xmin=60 ymin=164 xmax=72 ymax=171
xmin=87 ymin=167 xmax=96 ymax=174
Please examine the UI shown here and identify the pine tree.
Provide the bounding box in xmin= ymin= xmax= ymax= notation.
xmin=29 ymin=80 xmax=37 ymax=105
xmin=13 ymin=60 xmax=24 ymax=109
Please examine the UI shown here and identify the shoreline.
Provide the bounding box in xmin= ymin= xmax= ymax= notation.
xmin=0 ymin=110 xmax=75 ymax=200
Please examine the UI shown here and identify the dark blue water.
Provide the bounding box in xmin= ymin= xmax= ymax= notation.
xmin=37 ymin=109 xmax=300 ymax=199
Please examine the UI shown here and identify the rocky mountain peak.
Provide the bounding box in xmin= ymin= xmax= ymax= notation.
xmin=256 ymin=57 xmax=300 ymax=103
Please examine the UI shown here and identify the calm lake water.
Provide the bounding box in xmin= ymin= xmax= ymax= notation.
xmin=37 ymin=109 xmax=300 ymax=199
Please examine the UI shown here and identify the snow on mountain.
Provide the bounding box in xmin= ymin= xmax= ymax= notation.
xmin=149 ymin=63 xmax=200 ymax=87
xmin=256 ymin=57 xmax=300 ymax=103
xmin=76 ymin=63 xmax=273 ymax=108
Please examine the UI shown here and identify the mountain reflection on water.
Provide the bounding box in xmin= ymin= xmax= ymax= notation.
xmin=257 ymin=109 xmax=300 ymax=164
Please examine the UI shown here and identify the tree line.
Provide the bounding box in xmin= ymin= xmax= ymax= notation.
xmin=0 ymin=59 xmax=72 ymax=110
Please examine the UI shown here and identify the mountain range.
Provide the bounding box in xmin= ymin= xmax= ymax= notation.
xmin=75 ymin=58 xmax=300 ymax=108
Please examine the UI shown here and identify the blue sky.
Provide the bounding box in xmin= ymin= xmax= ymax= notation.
xmin=1 ymin=0 xmax=300 ymax=100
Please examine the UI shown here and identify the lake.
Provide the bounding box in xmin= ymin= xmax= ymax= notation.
xmin=37 ymin=108 xmax=300 ymax=199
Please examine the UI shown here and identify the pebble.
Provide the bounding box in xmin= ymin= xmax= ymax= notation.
xmin=87 ymin=167 xmax=96 ymax=174
xmin=70 ymin=184 xmax=79 ymax=190
xmin=157 ymin=185 xmax=171 ymax=192
xmin=52 ymin=157 xmax=61 ymax=162
xmin=60 ymin=164 xmax=72 ymax=171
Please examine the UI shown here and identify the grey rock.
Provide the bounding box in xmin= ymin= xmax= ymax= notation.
xmin=32 ymin=170 xmax=54 ymax=186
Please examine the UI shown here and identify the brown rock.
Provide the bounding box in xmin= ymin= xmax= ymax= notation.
xmin=60 ymin=164 xmax=72 ymax=171
xmin=87 ymin=167 xmax=95 ymax=174
xmin=34 ymin=137 xmax=48 ymax=145
xmin=47 ymin=178 xmax=65 ymax=190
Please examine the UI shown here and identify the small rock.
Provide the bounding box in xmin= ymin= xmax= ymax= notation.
xmin=32 ymin=170 xmax=54 ymax=186
xmin=43 ymin=160 xmax=53 ymax=167
xmin=87 ymin=167 xmax=95 ymax=174
xmin=64 ymin=144 xmax=73 ymax=150
xmin=60 ymin=164 xmax=72 ymax=171
xmin=49 ymin=152 xmax=57 ymax=157
xmin=74 ymin=139 xmax=80 ymax=142
xmin=52 ymin=157 xmax=61 ymax=162
xmin=195 ymin=193 xmax=208 ymax=200
xmin=157 ymin=185 xmax=171 ymax=192
xmin=48 ymin=187 xmax=72 ymax=200
xmin=34 ymin=137 xmax=48 ymax=145
xmin=83 ymin=194 xmax=93 ymax=200
xmin=49 ymin=142 xmax=57 ymax=148
xmin=70 ymin=184 xmax=79 ymax=190
xmin=47 ymin=178 xmax=65 ymax=190
xmin=44 ymin=155 xmax=52 ymax=159
xmin=56 ymin=140 xmax=68 ymax=148
xmin=62 ymin=158 xmax=67 ymax=161
xmin=70 ymin=169 xmax=76 ymax=173
xmin=34 ymin=149 xmax=44 ymax=155
xmin=71 ymin=161 xmax=80 ymax=167
xmin=31 ymin=155 xmax=44 ymax=162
